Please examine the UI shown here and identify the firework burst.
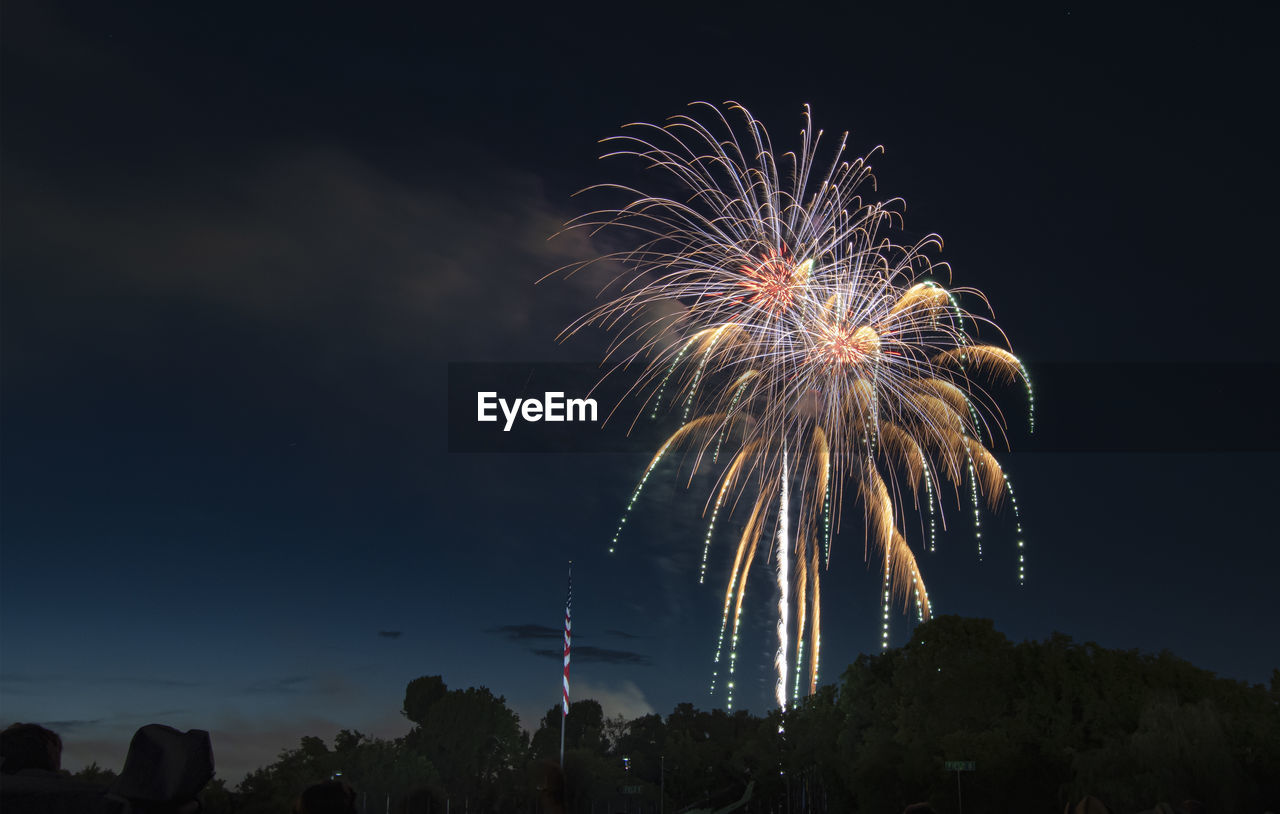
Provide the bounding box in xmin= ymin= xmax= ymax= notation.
xmin=554 ymin=102 xmax=1032 ymax=710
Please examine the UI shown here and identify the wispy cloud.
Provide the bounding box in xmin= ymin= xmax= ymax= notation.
xmin=99 ymin=677 xmax=202 ymax=689
xmin=493 ymin=624 xmax=647 ymax=662
xmin=604 ymin=629 xmax=642 ymax=640
xmin=489 ymin=624 xmax=565 ymax=641
xmin=42 ymin=719 xmax=106 ymax=732
xmin=572 ymin=680 xmax=655 ymax=721
xmin=239 ymin=674 xmax=361 ymax=700
xmin=530 ymin=646 xmax=650 ymax=666
xmin=0 ymin=673 xmax=201 ymax=691
xmin=0 ymin=672 xmax=50 ymax=682
xmin=377 ymin=630 xmax=403 ymax=639
xmin=4 ymin=145 xmax=609 ymax=376
xmin=243 ymin=676 xmax=311 ymax=695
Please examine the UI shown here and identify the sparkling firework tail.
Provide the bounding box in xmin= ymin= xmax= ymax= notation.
xmin=609 ymin=414 xmax=726 ymax=555
xmin=651 ymin=336 xmax=697 ymax=419
xmin=808 ymin=544 xmax=821 ymax=693
xmin=724 ymin=489 xmax=766 ymax=711
xmin=701 ymin=437 xmax=764 ymax=584
xmin=793 ymin=536 xmax=807 ymax=704
xmin=709 ymin=489 xmax=758 ymax=697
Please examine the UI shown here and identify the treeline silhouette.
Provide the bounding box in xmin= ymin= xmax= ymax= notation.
xmin=72 ymin=616 xmax=1280 ymax=813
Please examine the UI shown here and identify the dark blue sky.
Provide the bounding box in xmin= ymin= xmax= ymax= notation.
xmin=2 ymin=3 xmax=1277 ymax=782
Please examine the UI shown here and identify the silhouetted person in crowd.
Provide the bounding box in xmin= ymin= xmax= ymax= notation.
xmin=0 ymin=723 xmax=62 ymax=774
xmin=106 ymin=723 xmax=213 ymax=814
xmin=1067 ymin=795 xmax=1111 ymax=814
xmin=1 ymin=722 xmax=117 ymax=813
xmin=296 ymin=780 xmax=358 ymax=814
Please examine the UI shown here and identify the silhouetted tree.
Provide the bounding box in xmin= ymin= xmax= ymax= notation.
xmin=223 ymin=621 xmax=1278 ymax=814
xmin=70 ymin=761 xmax=118 ymax=785
xmin=403 ymin=675 xmax=449 ymax=726
xmin=531 ymin=699 xmax=606 ymax=762
xmin=831 ymin=615 xmax=1280 ymax=812
xmin=402 ymin=678 xmax=528 ymax=813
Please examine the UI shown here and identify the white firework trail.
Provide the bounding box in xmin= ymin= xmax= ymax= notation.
xmin=775 ymin=444 xmax=790 ymax=713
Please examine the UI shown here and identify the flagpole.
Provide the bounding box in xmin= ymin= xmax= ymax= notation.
xmin=560 ymin=561 xmax=572 ymax=770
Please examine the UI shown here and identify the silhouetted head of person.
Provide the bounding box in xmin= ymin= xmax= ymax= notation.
xmin=903 ymin=803 xmax=938 ymax=814
xmin=296 ymin=780 xmax=357 ymax=814
xmin=0 ymin=723 xmax=62 ymax=774
xmin=1072 ymin=796 xmax=1111 ymax=814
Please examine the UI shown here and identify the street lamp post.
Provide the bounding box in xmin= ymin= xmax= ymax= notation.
xmin=659 ymin=755 xmax=664 ymax=814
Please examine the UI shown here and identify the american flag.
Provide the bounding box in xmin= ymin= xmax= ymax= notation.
xmin=562 ymin=563 xmax=572 ymax=715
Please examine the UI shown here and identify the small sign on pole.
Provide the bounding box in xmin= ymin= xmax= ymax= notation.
xmin=944 ymin=761 xmax=975 ymax=813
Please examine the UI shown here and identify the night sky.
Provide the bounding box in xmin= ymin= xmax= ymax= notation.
xmin=2 ymin=4 xmax=1277 ymax=783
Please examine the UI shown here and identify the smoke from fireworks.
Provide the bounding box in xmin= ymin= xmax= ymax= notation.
xmin=554 ymin=101 xmax=1031 ymax=709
